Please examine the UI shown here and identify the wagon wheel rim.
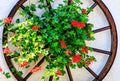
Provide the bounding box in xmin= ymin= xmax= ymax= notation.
xmin=2 ymin=0 xmax=117 ymax=81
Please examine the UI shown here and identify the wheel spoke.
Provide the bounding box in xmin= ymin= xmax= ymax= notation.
xmin=90 ymin=3 xmax=97 ymax=9
xmin=85 ymin=67 xmax=98 ymax=79
xmin=8 ymin=0 xmax=27 ymax=17
xmin=66 ymin=66 xmax=74 ymax=81
xmin=23 ymin=56 xmax=46 ymax=80
xmin=87 ymin=3 xmax=97 ymax=14
xmin=93 ymin=26 xmax=110 ymax=33
xmin=92 ymin=47 xmax=111 ymax=55
xmin=49 ymin=76 xmax=53 ymax=81
xmin=3 ymin=36 xmax=7 ymax=39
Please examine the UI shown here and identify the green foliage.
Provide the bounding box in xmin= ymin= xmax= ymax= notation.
xmin=3 ymin=72 xmax=11 ymax=79
xmin=17 ymin=71 xmax=23 ymax=76
xmin=1 ymin=0 xmax=96 ymax=80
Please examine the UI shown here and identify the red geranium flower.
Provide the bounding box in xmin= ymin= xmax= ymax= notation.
xmin=65 ymin=50 xmax=72 ymax=55
xmin=29 ymin=66 xmax=42 ymax=73
xmin=84 ymin=58 xmax=94 ymax=66
xmin=72 ymin=54 xmax=82 ymax=63
xmin=56 ymin=70 xmax=62 ymax=76
xmin=81 ymin=9 xmax=87 ymax=14
xmin=4 ymin=17 xmax=12 ymax=24
xmin=77 ymin=22 xmax=86 ymax=28
xmin=32 ymin=26 xmax=35 ymax=30
xmin=61 ymin=44 xmax=67 ymax=49
xmin=32 ymin=26 xmax=40 ymax=30
xmin=3 ymin=47 xmax=10 ymax=54
xmin=71 ymin=20 xmax=86 ymax=28
xmin=59 ymin=40 xmax=67 ymax=49
xmin=59 ymin=40 xmax=65 ymax=44
xmin=0 ymin=66 xmax=2 ymax=72
xmin=71 ymin=20 xmax=78 ymax=27
xmin=81 ymin=47 xmax=88 ymax=53
xmin=20 ymin=61 xmax=28 ymax=67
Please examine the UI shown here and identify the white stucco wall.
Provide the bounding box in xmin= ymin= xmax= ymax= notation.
xmin=0 ymin=0 xmax=120 ymax=81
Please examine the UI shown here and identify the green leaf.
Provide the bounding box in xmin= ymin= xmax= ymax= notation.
xmin=14 ymin=58 xmax=18 ymax=62
xmin=17 ymin=71 xmax=23 ymax=76
xmin=70 ymin=64 xmax=76 ymax=69
xmin=41 ymin=76 xmax=45 ymax=81
xmin=0 ymin=19 xmax=3 ymax=26
xmin=39 ymin=0 xmax=44 ymax=3
xmin=77 ymin=62 xmax=83 ymax=68
xmin=30 ymin=4 xmax=36 ymax=11
xmin=75 ymin=0 xmax=80 ymax=3
xmin=10 ymin=67 xmax=16 ymax=73
xmin=73 ymin=39 xmax=84 ymax=46
xmin=16 ymin=19 xmax=20 ymax=23
xmin=88 ymin=47 xmax=94 ymax=52
xmin=3 ymin=72 xmax=11 ymax=79
xmin=87 ymin=8 xmax=93 ymax=12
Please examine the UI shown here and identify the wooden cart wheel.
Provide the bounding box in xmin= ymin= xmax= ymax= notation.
xmin=2 ymin=0 xmax=117 ymax=81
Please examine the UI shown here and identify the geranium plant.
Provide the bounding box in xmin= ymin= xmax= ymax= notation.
xmin=0 ymin=0 xmax=96 ymax=80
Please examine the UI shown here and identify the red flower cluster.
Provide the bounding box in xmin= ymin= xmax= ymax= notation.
xmin=19 ymin=61 xmax=28 ymax=67
xmin=0 ymin=66 xmax=2 ymax=72
xmin=72 ymin=54 xmax=82 ymax=63
xmin=29 ymin=66 xmax=42 ymax=73
xmin=4 ymin=17 xmax=12 ymax=24
xmin=3 ymin=47 xmax=10 ymax=54
xmin=84 ymin=59 xmax=94 ymax=66
xmin=81 ymin=9 xmax=87 ymax=14
xmin=32 ymin=26 xmax=40 ymax=30
xmin=65 ymin=50 xmax=72 ymax=55
xmin=56 ymin=70 xmax=62 ymax=76
xmin=81 ymin=47 xmax=88 ymax=53
xmin=59 ymin=40 xmax=67 ymax=49
xmin=71 ymin=20 xmax=86 ymax=28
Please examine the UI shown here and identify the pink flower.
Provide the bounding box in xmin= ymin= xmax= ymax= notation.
xmin=11 ymin=32 xmax=15 ymax=36
xmin=72 ymin=54 xmax=82 ymax=63
xmin=4 ymin=17 xmax=12 ymax=24
xmin=0 ymin=66 xmax=2 ymax=72
xmin=19 ymin=61 xmax=28 ymax=67
xmin=65 ymin=50 xmax=72 ymax=55
xmin=56 ymin=70 xmax=62 ymax=76
xmin=29 ymin=66 xmax=42 ymax=73
xmin=3 ymin=47 xmax=10 ymax=54
xmin=65 ymin=50 xmax=69 ymax=55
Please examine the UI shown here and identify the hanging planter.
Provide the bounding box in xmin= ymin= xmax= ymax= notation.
xmin=0 ymin=0 xmax=96 ymax=80
xmin=0 ymin=0 xmax=117 ymax=81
